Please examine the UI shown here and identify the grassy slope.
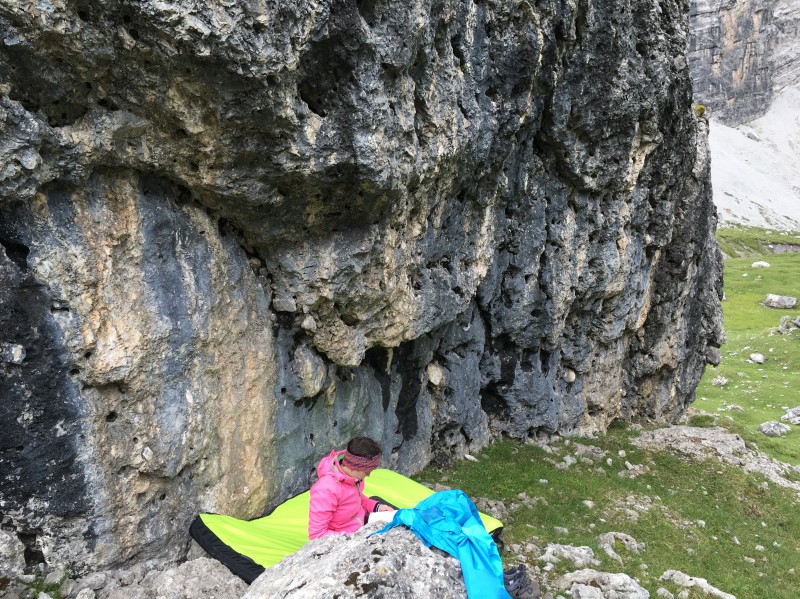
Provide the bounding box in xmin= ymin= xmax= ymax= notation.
xmin=414 ymin=227 xmax=800 ymax=599
xmin=715 ymin=225 xmax=800 ymax=259
xmin=698 ymin=229 xmax=800 ymax=466
xmin=418 ymin=430 xmax=800 ymax=598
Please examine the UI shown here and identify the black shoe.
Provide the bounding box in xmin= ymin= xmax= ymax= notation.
xmin=504 ymin=564 xmax=540 ymax=599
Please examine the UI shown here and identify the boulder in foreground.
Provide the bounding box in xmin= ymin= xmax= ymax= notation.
xmin=243 ymin=523 xmax=468 ymax=599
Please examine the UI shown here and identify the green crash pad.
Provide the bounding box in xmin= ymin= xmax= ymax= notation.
xmin=189 ymin=468 xmax=504 ymax=583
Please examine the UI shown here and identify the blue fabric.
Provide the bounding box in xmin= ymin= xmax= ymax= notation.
xmin=374 ymin=490 xmax=511 ymax=599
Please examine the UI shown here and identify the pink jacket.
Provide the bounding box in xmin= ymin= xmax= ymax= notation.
xmin=308 ymin=449 xmax=379 ymax=539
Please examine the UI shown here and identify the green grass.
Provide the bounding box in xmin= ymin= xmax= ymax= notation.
xmin=697 ymin=237 xmax=800 ymax=466
xmin=416 ymin=429 xmax=800 ymax=599
xmin=716 ymin=225 xmax=800 ymax=259
xmin=412 ymin=227 xmax=800 ymax=598
xmin=686 ymin=414 xmax=715 ymax=428
xmin=419 ymin=428 xmax=800 ymax=599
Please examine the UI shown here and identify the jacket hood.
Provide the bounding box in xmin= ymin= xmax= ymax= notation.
xmin=316 ymin=449 xmax=356 ymax=484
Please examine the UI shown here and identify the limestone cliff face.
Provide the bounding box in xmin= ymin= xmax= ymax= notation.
xmin=773 ymin=0 xmax=800 ymax=91
xmin=689 ymin=0 xmax=800 ymax=123
xmin=0 ymin=0 xmax=722 ymax=574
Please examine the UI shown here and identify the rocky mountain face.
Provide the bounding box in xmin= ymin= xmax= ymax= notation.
xmin=689 ymin=0 xmax=800 ymax=229
xmin=689 ymin=0 xmax=800 ymax=124
xmin=0 ymin=0 xmax=722 ymax=576
xmin=772 ymin=0 xmax=800 ymax=91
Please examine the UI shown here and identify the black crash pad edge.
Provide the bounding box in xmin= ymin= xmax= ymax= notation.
xmin=189 ymin=514 xmax=265 ymax=584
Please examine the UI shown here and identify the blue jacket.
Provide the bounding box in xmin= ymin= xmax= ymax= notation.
xmin=375 ymin=490 xmax=511 ymax=599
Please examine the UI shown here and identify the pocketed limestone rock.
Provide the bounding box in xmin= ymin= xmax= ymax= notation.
xmin=291 ymin=343 xmax=329 ymax=399
xmin=100 ymin=558 xmax=246 ymax=599
xmin=0 ymin=0 xmax=724 ymax=576
xmin=0 ymin=528 xmax=26 ymax=577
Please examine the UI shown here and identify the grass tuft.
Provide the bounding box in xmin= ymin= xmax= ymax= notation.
xmin=20 ymin=567 xmax=71 ymax=599
xmin=693 ymin=104 xmax=706 ymax=118
xmin=687 ymin=414 xmax=715 ymax=428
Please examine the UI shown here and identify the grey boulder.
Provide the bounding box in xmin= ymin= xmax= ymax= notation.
xmin=759 ymin=421 xmax=791 ymax=437
xmin=244 ymin=523 xmax=468 ymax=599
xmin=555 ymin=569 xmax=649 ymax=598
xmin=762 ymin=294 xmax=798 ymax=309
xmin=781 ymin=407 xmax=800 ymax=426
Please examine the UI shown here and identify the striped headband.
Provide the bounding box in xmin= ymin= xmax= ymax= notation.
xmin=342 ymin=450 xmax=381 ymax=472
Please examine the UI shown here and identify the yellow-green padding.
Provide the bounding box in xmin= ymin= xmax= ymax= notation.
xmin=199 ymin=468 xmax=503 ymax=569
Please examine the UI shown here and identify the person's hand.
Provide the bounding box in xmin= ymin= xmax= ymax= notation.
xmin=377 ymin=504 xmax=393 ymax=512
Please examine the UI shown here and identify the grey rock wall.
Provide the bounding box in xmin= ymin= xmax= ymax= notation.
xmin=1 ymin=0 xmax=722 ymax=575
xmin=1 ymin=172 xmax=279 ymax=570
xmin=773 ymin=0 xmax=800 ymax=92
xmin=689 ymin=0 xmax=800 ymax=124
xmin=689 ymin=0 xmax=773 ymax=123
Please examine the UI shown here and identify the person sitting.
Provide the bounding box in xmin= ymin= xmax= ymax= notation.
xmin=308 ymin=436 xmax=393 ymax=539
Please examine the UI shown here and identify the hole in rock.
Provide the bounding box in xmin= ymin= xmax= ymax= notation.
xmin=341 ymin=313 xmax=359 ymax=326
xmin=540 ymin=350 xmax=552 ymax=376
xmin=19 ymin=532 xmax=45 ymax=568
xmin=0 ymin=236 xmax=30 ymax=271
xmin=106 ymin=411 xmax=118 ymax=422
xmin=97 ymin=98 xmax=119 ymax=111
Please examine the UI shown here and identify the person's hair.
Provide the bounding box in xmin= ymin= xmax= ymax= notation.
xmin=347 ymin=436 xmax=381 ymax=458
